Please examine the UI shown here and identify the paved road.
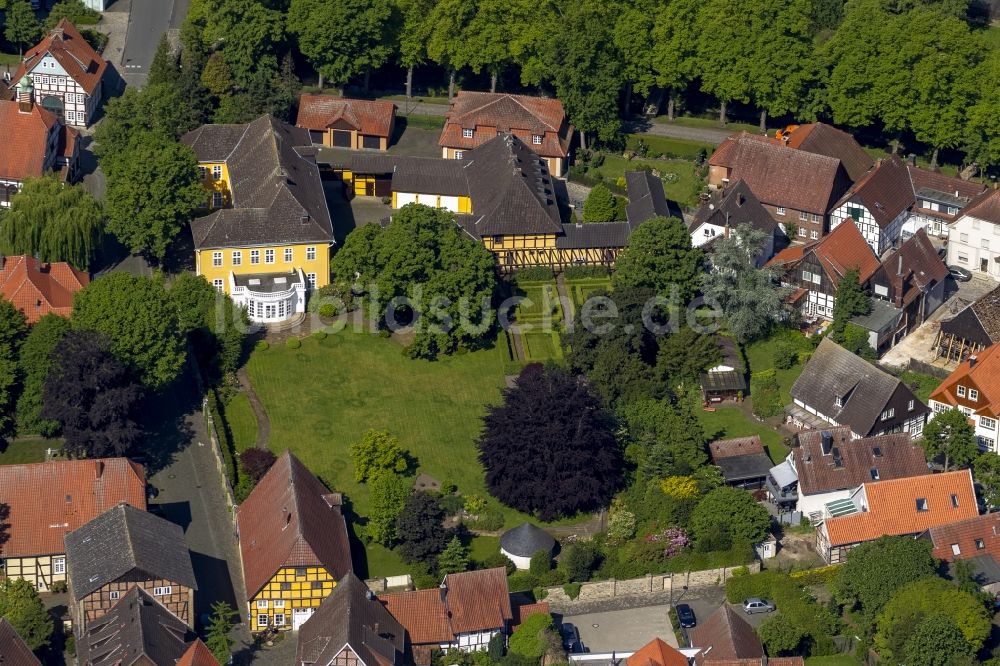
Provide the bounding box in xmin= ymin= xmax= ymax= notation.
xmin=147 ymin=397 xmax=253 ymax=655
xmin=625 ymin=118 xmax=732 ymax=145
xmin=121 ymin=0 xmax=179 ymax=84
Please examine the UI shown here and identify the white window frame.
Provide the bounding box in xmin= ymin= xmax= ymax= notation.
xmin=212 ymin=192 xmax=223 ymax=208
xmin=462 ymin=128 xmax=474 ymax=139
xmin=776 ymin=206 xmax=786 ymax=216
xmin=109 ymin=590 xmax=120 ymax=600
xmin=307 ymin=273 xmax=317 ymax=289
xmin=213 ymin=251 xmax=223 ymax=267
xmin=273 ymin=599 xmax=285 ymax=608
xmin=811 ymin=213 xmax=822 ymax=223
xmin=799 ymin=211 xmax=808 ymax=221
xmin=981 ymin=416 xmax=997 ymax=430
xmin=212 ymin=165 xmax=222 ymax=180
xmin=256 ymin=599 xmax=269 ymax=609
xmin=284 ymin=248 xmax=293 ymax=262
xmin=810 ymin=230 xmax=819 ymax=240
xmin=958 ymin=386 xmax=967 ymax=398
xmin=199 ymin=166 xmax=207 ymax=178
xmin=532 ymin=135 xmax=543 ymax=145
xmin=153 ymin=586 xmax=172 ymax=596
xmin=251 ymin=250 xmax=260 ymax=265
xmin=455 ymin=150 xmax=464 ymax=160
xmin=232 ymin=251 xmax=242 ymax=266
xmin=265 ymin=249 xmax=275 ymax=264
xmin=258 ymin=615 xmax=269 ymax=627
xmin=951 ymin=543 xmax=961 ymax=556
xmin=213 ymin=279 xmax=224 ymax=292
xmin=306 ymin=246 xmax=316 ymax=261
xmin=798 ymin=227 xmax=807 ymax=237
xmin=907 ymin=400 xmax=915 ymax=412
xmin=52 ymin=557 xmax=65 ymax=575
xmin=274 ymin=613 xmax=286 ymax=626
xmin=970 ymin=389 xmax=979 ymax=401
xmin=881 ymin=408 xmax=895 ymax=421
xmin=802 ymin=270 xmax=812 ymax=283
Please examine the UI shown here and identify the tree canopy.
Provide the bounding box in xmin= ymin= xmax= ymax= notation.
xmin=621 ymin=397 xmax=709 ymax=479
xmin=477 ymin=365 xmax=623 ymax=520
xmin=612 ymin=217 xmax=703 ymax=305
xmin=689 ymin=486 xmax=771 ymax=548
xmin=395 ymin=491 xmax=450 ymax=564
xmin=350 ymin=429 xmax=410 ymax=482
xmin=15 ymin=314 xmax=71 ymax=437
xmin=72 ymin=273 xmax=187 ymax=390
xmin=0 ymin=578 xmax=52 ymax=650
xmin=830 ymin=267 xmax=870 ymax=342
xmin=0 ymin=176 xmax=104 ymax=271
xmin=834 ymin=536 xmax=937 ymax=622
xmin=0 ymin=300 xmax=27 ymax=443
xmin=331 ymin=204 xmax=497 ymax=359
xmin=922 ymin=408 xmax=979 ymax=471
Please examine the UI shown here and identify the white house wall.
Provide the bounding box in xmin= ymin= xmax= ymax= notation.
xmin=798 ymin=488 xmax=854 ymax=518
xmin=948 ymin=215 xmax=1000 ymax=280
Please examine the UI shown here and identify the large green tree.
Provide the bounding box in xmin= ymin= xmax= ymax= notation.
xmin=396 ymin=491 xmax=450 ymax=564
xmin=425 ymin=0 xmax=476 ymax=98
xmin=95 ymin=84 xmax=205 ymax=158
xmin=974 ymin=451 xmax=1000 ymax=511
xmin=689 ymin=486 xmax=771 ymax=548
xmin=0 ymin=176 xmax=104 ymax=271
xmin=0 ymin=577 xmax=53 ymax=650
xmin=4 ymin=0 xmax=41 ymax=55
xmin=287 ymin=0 xmax=394 ymax=89
xmin=350 ymin=429 xmax=409 ymax=482
xmin=963 ymin=50 xmax=1000 ymax=171
xmin=72 ymin=273 xmax=187 ymax=390
xmin=148 ymin=34 xmax=180 ymax=87
xmin=612 ymin=217 xmax=703 ymax=305
xmin=830 ymin=267 xmax=870 ymax=342
xmin=922 ymin=408 xmax=978 ymax=472
xmin=395 ymin=0 xmax=437 ymax=99
xmin=364 ymin=471 xmax=411 ymax=545
xmin=102 ymin=131 xmax=205 ymax=262
xmin=331 ymin=204 xmax=496 ymax=359
xmin=621 ymin=397 xmax=709 ymax=479
xmin=186 ymin=0 xmax=285 ymax=89
xmin=701 ymin=225 xmax=785 ymax=343
xmin=205 ymin=601 xmax=236 ymax=664
xmin=168 ymin=273 xmax=247 ymax=376
xmin=696 ymin=0 xmax=756 ymax=125
xmin=833 ymin=536 xmax=936 ymax=622
xmin=15 ymin=313 xmax=70 ymax=437
xmin=650 ymin=0 xmax=701 ymax=120
xmin=901 ymin=614 xmax=974 ymax=666
xmin=875 ymin=577 xmax=990 ymax=662
xmin=0 ymin=300 xmax=27 ymax=443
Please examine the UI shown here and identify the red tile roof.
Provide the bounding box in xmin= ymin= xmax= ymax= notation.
xmin=783 ymin=122 xmax=874 ymax=183
xmin=10 ymin=20 xmax=107 ymax=95
xmin=440 ymin=92 xmax=569 ymax=158
xmin=926 ymin=513 xmax=1000 ymax=563
xmin=379 ymin=588 xmax=452 ymax=644
xmin=295 ymin=95 xmax=396 ymax=137
xmin=0 ymin=255 xmax=89 ymax=324
xmin=708 ymin=133 xmax=847 ymax=214
xmin=627 ymin=638 xmax=689 ymax=666
xmin=832 ymin=155 xmax=915 ymax=228
xmin=0 ymin=618 xmax=41 ymax=666
xmin=690 ymin=605 xmax=763 ymax=664
xmin=177 ymin=640 xmax=221 ymax=666
xmin=512 ymin=600 xmax=549 ymax=628
xmin=812 ymin=220 xmax=880 ymax=285
xmin=928 ymin=342 xmax=1000 ymax=418
xmin=709 ymin=436 xmax=764 ymax=460
xmin=962 ymin=188 xmax=1000 ymax=225
xmin=0 ymin=99 xmax=58 ymax=182
xmin=379 ymin=568 xmax=512 ymax=645
xmin=907 ymin=166 xmax=985 ymax=203
xmin=235 ymin=451 xmax=353 ymax=599
xmin=824 ymin=469 xmax=978 ymax=547
xmin=0 ymin=458 xmax=146 ymax=558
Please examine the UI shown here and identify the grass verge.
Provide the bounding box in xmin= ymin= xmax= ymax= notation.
xmin=0 ymin=438 xmax=56 ymax=465
xmin=225 ymin=392 xmax=258 ymax=453
xmin=697 ymin=406 xmax=789 ymax=463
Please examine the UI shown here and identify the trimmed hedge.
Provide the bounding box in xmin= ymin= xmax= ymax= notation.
xmin=790 ymin=565 xmax=839 ymax=587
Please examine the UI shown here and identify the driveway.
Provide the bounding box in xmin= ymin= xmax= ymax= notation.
xmin=562 ymin=605 xmax=678 ymax=652
xmin=881 ymin=274 xmax=998 ymax=370
xmin=121 ymin=0 xmax=185 ymax=85
xmin=625 ymin=118 xmax=732 ymax=145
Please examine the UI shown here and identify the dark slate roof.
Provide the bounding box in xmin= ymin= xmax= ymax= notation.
xmin=500 ymin=523 xmax=556 ymax=558
xmin=790 ymin=338 xmax=924 ymax=436
xmin=690 ymin=179 xmax=777 ymax=235
xmin=389 ymin=157 xmax=469 ymax=197
xmin=940 ymin=285 xmax=1000 ymax=347
xmin=950 ymin=554 xmax=1000 ymax=587
xmin=76 ymin=587 xmax=190 ymax=666
xmin=714 ymin=453 xmax=773 ymax=483
xmin=556 ymin=222 xmax=631 ymax=249
xmin=180 ymin=124 xmax=251 ymax=162
xmin=0 ymin=618 xmax=41 ymax=666
xmin=625 ymin=171 xmax=682 ymax=226
xmin=185 ymin=115 xmax=334 ymax=250
xmin=850 ymin=298 xmax=902 ymax=333
xmin=297 ymin=573 xmax=405 ymax=666
xmin=464 ymin=134 xmax=563 ymax=236
xmin=65 ymin=503 xmax=197 ymax=600
xmin=794 ymin=428 xmax=928 ymax=495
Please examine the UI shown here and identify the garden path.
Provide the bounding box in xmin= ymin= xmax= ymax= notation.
xmin=236 ymin=367 xmax=270 ymax=450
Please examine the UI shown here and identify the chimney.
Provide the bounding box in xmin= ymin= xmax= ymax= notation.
xmin=907 ymin=154 xmax=917 ymax=167
xmin=16 ymin=76 xmax=33 ymax=114
xmin=897 ymin=255 xmax=903 ymax=277
xmin=95 ymin=460 xmax=103 ymax=479
xmin=970 ymin=355 xmax=977 ymax=368
xmin=821 ymin=430 xmax=833 ymax=456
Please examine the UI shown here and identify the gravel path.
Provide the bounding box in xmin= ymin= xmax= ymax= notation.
xmin=625 ymin=118 xmax=733 ymax=145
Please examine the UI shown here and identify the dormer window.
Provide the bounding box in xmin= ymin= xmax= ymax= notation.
xmin=462 ymin=128 xmax=474 ymax=139
xmin=870 ymin=468 xmax=879 ymax=481
xmin=916 ymin=498 xmax=928 ymax=512
xmin=835 ymin=396 xmax=843 ymax=408
xmin=969 ymin=389 xmax=979 ymax=402
xmin=957 ymin=385 xmax=967 ymax=398
xmin=976 ymin=539 xmax=986 ymax=550
xmin=908 ymin=400 xmax=915 ymax=411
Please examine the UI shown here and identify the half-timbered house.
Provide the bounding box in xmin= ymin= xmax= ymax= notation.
xmin=0 ymin=459 xmax=146 ymax=591
xmin=236 ymin=452 xmax=353 ymax=632
xmin=829 ymin=155 xmax=914 ymax=257
xmin=8 ymin=20 xmax=107 ymax=127
xmin=65 ymin=503 xmax=197 ymax=630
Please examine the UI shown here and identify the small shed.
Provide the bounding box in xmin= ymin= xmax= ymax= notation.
xmin=700 ymin=336 xmax=748 ymax=403
xmin=500 ymin=523 xmax=556 ymax=570
xmin=709 ymin=435 xmax=773 ymax=490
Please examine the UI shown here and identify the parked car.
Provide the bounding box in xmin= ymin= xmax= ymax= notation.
xmin=742 ymin=598 xmax=776 ymax=614
xmin=675 ymin=603 xmax=696 ymax=628
xmin=949 ymin=266 xmax=973 ymax=282
xmin=560 ymin=623 xmax=581 ymax=651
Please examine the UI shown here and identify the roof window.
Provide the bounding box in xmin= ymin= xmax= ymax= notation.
xmin=916 ymin=498 xmax=928 ymax=512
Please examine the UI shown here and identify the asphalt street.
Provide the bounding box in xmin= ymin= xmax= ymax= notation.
xmin=121 ymin=0 xmax=176 ymax=82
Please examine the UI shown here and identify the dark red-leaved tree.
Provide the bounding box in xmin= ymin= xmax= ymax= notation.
xmin=238 ymin=448 xmax=277 ymax=481
xmin=477 ymin=365 xmax=623 ymax=520
xmin=41 ymin=330 xmax=142 ymax=458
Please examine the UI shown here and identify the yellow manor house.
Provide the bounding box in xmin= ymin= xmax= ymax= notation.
xmin=235 ymin=452 xmax=353 ymax=632
xmin=182 ymin=115 xmax=334 ymax=323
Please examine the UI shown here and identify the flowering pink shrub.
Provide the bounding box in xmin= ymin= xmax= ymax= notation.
xmin=646 ymin=527 xmax=691 ymax=557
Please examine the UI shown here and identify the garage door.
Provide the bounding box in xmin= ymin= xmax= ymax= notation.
xmin=362 ymin=135 xmax=381 ymax=150
xmin=332 ymin=130 xmax=352 ymax=148
xmin=438 ymin=196 xmax=459 ymax=212
xmin=396 ymin=192 xmax=417 ymax=208
xmin=416 ymin=193 xmax=438 ymax=207
xmin=292 ymin=607 xmax=315 ymax=630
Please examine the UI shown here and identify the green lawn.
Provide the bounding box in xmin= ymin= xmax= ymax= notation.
xmin=626 ymin=134 xmax=716 ymax=159
xmin=0 ymin=53 xmax=21 ymax=67
xmin=590 ymin=155 xmax=703 ymax=207
xmin=224 ymin=392 xmax=258 ymax=453
xmin=246 ymin=331 xmax=567 ymax=560
xmin=745 ymin=331 xmax=812 ymax=405
xmin=564 ymin=277 xmax=613 ymax=319
xmin=655 ymin=115 xmax=759 ymax=135
xmin=697 ymin=407 xmax=789 ymax=464
xmin=380 ymin=94 xmax=450 ymax=105
xmin=470 ymin=535 xmax=500 ymax=563
xmin=0 ymin=438 xmax=56 ymax=465
xmin=897 ymin=370 xmax=941 ymax=403
xmin=402 ymin=114 xmax=446 ymax=131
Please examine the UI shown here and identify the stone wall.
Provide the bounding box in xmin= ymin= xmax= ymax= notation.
xmin=542 ymin=562 xmax=761 ymax=605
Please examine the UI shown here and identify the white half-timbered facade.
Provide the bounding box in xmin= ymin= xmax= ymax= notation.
xmin=9 ymin=20 xmax=107 ymax=128
xmin=828 ymin=155 xmax=915 ymax=257
xmin=830 ymin=201 xmax=907 ymax=257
